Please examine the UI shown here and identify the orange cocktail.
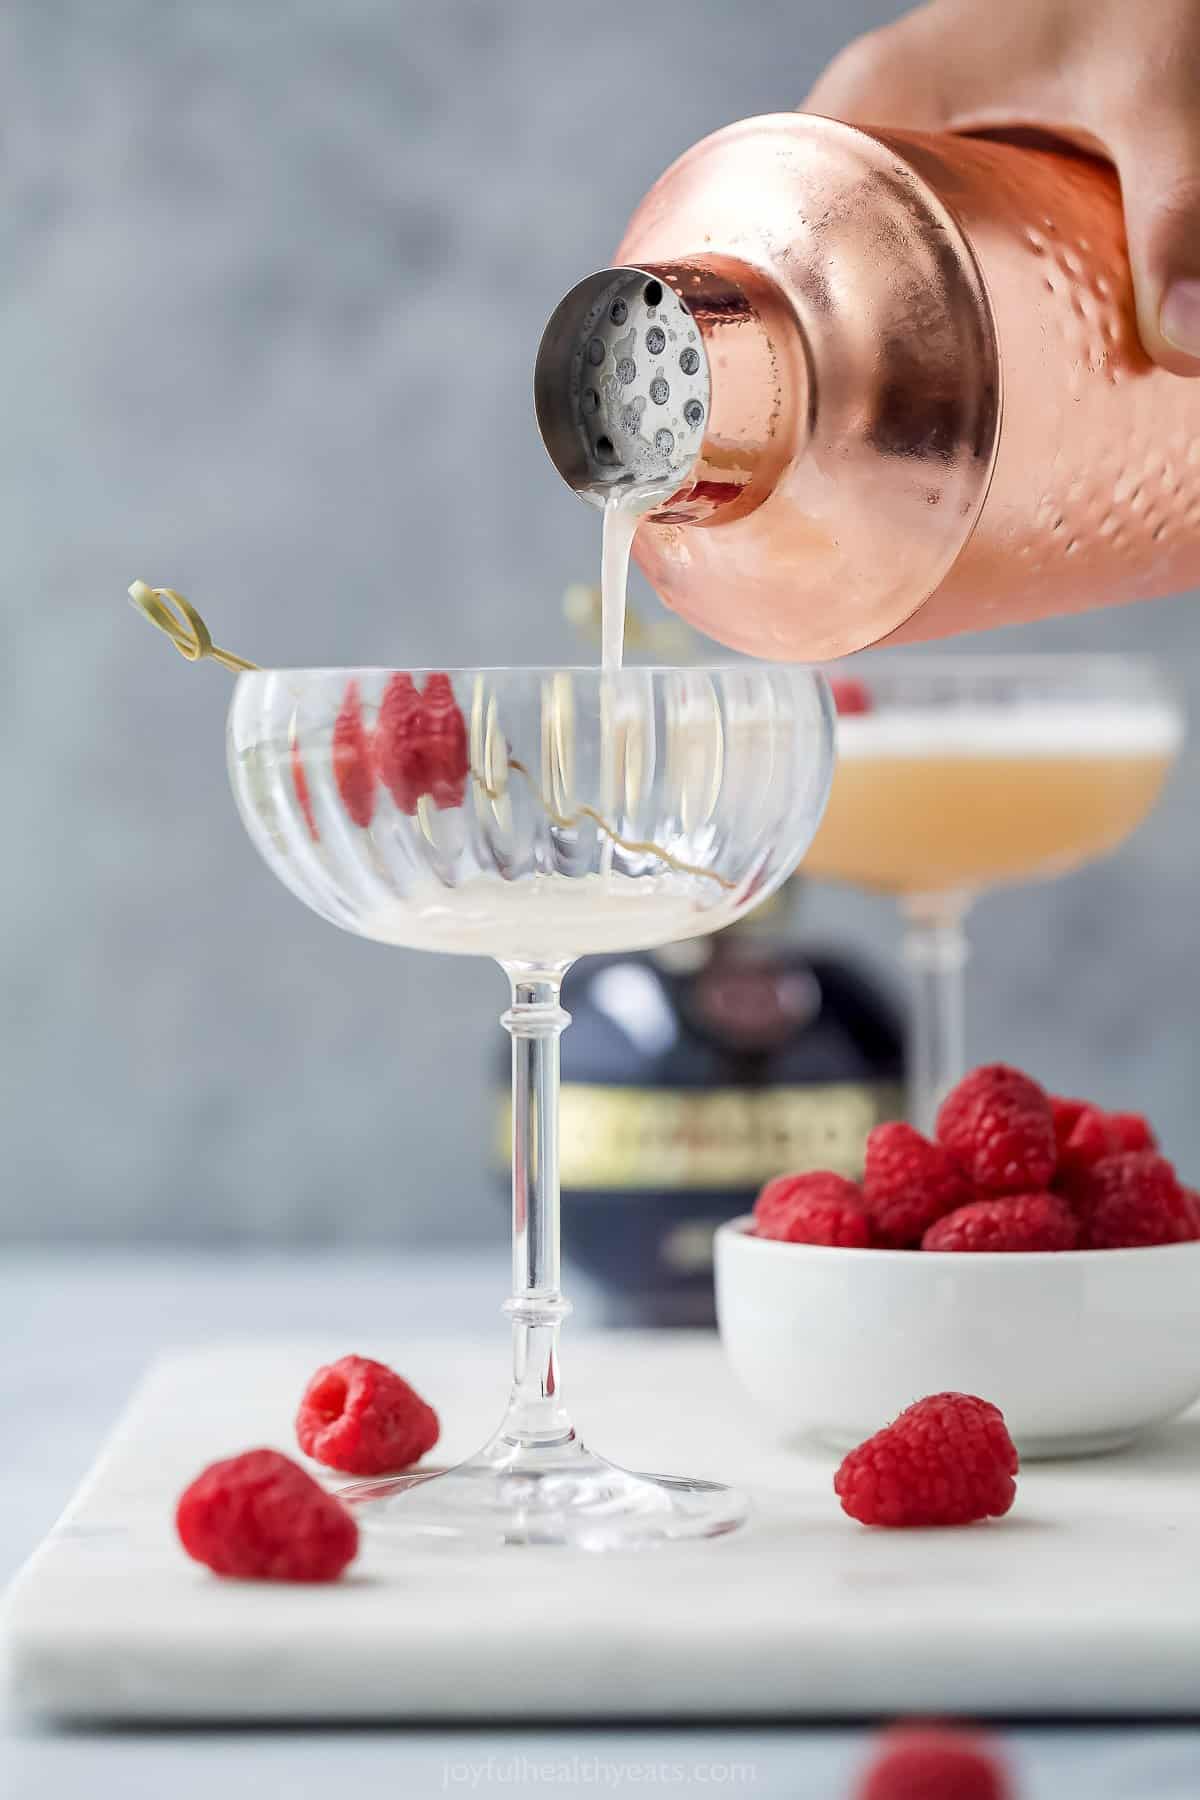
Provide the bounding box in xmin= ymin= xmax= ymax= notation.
xmin=808 ymin=703 xmax=1179 ymax=896
xmin=807 ymin=659 xmax=1183 ymax=1130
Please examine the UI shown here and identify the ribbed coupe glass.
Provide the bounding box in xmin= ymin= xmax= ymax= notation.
xmin=228 ymin=663 xmax=833 ymax=1549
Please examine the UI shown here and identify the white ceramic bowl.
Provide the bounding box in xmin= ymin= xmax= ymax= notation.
xmin=715 ymin=1217 xmax=1200 ymax=1459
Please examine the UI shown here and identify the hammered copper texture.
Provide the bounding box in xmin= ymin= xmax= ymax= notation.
xmin=882 ymin=130 xmax=1198 ymax=646
xmin=615 ymin=115 xmax=1200 ymax=659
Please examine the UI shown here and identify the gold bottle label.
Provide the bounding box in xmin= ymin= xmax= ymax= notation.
xmin=495 ymin=1081 xmax=902 ymax=1191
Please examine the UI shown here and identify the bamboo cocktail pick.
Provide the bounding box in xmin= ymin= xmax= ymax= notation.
xmin=128 ymin=581 xmax=258 ymax=673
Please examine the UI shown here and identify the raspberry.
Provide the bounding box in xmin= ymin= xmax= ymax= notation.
xmin=376 ymin=673 xmax=426 ymax=814
xmin=1050 ymin=1094 xmax=1088 ymax=1153
xmin=936 ymin=1064 xmax=1056 ymax=1194
xmin=377 ymin=672 xmax=470 ymax=815
xmin=419 ymin=673 xmax=471 ymax=808
xmin=296 ymin=1354 xmax=440 ymax=1476
xmin=862 ymin=1122 xmax=971 ymax=1247
xmin=754 ymin=1169 xmax=860 ymax=1233
xmin=831 ymin=677 xmax=872 ymax=716
xmin=1053 ymin=1103 xmax=1159 ymax=1204
xmin=766 ymin=1192 xmax=872 ymax=1247
xmin=752 ymin=1171 xmax=871 ymax=1246
xmin=1074 ymin=1151 xmax=1198 ymax=1249
xmin=176 ymin=1448 xmax=357 ymax=1582
xmin=332 ymin=680 xmax=376 ymax=828
xmin=1056 ymin=1104 xmax=1118 ymax=1182
xmin=377 ymin=676 xmax=467 ymax=817
xmin=1106 ymin=1111 xmax=1156 ymax=1153
xmin=922 ymin=1192 xmax=1078 ymax=1252
xmin=856 ymin=1726 xmax=1012 ymax=1800
xmin=834 ymin=1393 xmax=1018 ymax=1527
xmin=289 ymin=722 xmax=319 ymax=842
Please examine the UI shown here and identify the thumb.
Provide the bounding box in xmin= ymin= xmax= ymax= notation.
xmin=1116 ymin=126 xmax=1200 ymax=376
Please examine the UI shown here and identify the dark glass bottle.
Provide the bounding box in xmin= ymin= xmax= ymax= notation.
xmin=493 ymin=885 xmax=905 ymax=1327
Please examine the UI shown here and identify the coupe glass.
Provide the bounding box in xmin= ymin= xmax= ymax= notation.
xmin=228 ymin=663 xmax=833 ymax=1548
xmin=805 ymin=655 xmax=1184 ymax=1132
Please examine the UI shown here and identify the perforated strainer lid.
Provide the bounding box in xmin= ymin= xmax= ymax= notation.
xmin=535 ymin=266 xmax=710 ymax=505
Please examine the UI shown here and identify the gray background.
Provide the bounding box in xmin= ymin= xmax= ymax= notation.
xmin=3 ymin=0 xmax=1196 ymax=1246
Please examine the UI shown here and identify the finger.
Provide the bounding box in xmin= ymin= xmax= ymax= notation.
xmin=1113 ymin=121 xmax=1200 ymax=375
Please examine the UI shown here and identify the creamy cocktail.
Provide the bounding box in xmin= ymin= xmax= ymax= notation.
xmin=808 ymin=694 xmax=1180 ymax=896
xmin=805 ymin=658 xmax=1183 ymax=1132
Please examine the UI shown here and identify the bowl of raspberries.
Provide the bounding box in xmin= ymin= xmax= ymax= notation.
xmin=715 ymin=1063 xmax=1200 ymax=1458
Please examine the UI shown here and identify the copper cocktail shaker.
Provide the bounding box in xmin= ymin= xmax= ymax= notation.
xmin=536 ymin=114 xmax=1200 ymax=660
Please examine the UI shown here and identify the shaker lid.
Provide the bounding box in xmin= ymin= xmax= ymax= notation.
xmin=534 ymin=266 xmax=710 ymax=507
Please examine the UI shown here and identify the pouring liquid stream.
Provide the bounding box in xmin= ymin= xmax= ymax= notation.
xmin=599 ymin=496 xmax=640 ymax=673
xmin=597 ymin=493 xmax=649 ymax=880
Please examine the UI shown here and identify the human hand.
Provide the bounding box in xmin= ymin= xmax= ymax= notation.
xmin=805 ymin=0 xmax=1200 ymax=374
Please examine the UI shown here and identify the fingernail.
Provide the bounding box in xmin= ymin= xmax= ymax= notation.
xmin=1160 ymin=280 xmax=1200 ymax=356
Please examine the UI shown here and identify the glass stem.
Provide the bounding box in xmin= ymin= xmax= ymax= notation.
xmin=901 ymin=895 xmax=971 ymax=1136
xmin=497 ymin=964 xmax=575 ymax=1451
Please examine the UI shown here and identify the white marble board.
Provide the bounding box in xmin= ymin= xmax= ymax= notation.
xmin=4 ymin=1334 xmax=1199 ymax=1721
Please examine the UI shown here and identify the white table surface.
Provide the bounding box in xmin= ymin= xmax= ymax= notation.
xmin=2 ymin=1247 xmax=1198 ymax=1798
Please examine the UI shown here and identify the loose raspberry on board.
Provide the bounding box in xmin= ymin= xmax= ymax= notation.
xmin=176 ymin=1448 xmax=358 ymax=1582
xmin=835 ymin=1393 xmax=1018 ymax=1528
xmin=855 ymin=1724 xmax=1013 ymax=1800
xmin=296 ymin=1354 xmax=440 ymax=1476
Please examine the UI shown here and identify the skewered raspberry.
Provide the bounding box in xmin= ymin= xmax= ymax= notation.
xmin=290 ymin=726 xmax=319 ymax=842
xmin=332 ymin=680 xmax=377 ymax=827
xmin=377 ymin=672 xmax=469 ymax=814
xmin=418 ymin=672 xmax=470 ymax=809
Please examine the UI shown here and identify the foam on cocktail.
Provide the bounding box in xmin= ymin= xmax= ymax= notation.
xmin=834 ymin=702 xmax=1183 ymax=761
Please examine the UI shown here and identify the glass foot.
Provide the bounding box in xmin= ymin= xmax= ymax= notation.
xmin=337 ymin=1429 xmax=748 ymax=1551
